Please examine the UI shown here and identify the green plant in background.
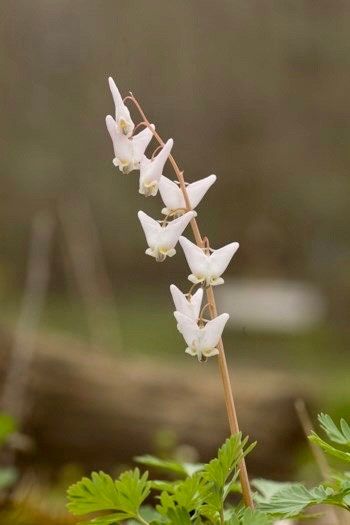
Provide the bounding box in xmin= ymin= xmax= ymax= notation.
xmin=0 ymin=412 xmax=17 ymax=494
xmin=255 ymin=413 xmax=350 ymax=518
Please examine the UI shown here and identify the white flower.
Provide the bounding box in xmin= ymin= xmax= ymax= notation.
xmin=108 ymin=77 xmax=134 ymax=137
xmin=138 ymin=211 xmax=195 ymax=262
xmin=139 ymin=139 xmax=173 ymax=197
xmin=105 ymin=115 xmax=154 ymax=174
xmin=179 ymin=236 xmax=239 ymax=287
xmin=170 ymin=284 xmax=203 ymax=321
xmin=174 ymin=311 xmax=229 ymax=361
xmin=159 ymin=174 xmax=217 ymax=215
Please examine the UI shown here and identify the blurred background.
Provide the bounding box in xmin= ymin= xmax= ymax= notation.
xmin=0 ymin=1 xmax=349 ymax=522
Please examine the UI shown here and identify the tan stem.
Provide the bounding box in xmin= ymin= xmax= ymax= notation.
xmin=295 ymin=399 xmax=331 ymax=479
xmin=129 ymin=94 xmax=254 ymax=508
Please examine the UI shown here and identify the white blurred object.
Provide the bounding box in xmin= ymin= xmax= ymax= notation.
xmin=274 ymin=521 xmax=295 ymax=525
xmin=218 ymin=278 xmax=326 ymax=333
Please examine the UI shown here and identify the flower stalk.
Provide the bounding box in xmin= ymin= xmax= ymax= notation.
xmin=123 ymin=92 xmax=254 ymax=508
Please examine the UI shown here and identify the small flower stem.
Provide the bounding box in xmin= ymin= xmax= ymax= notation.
xmin=151 ymin=144 xmax=162 ymax=159
xmin=199 ymin=302 xmax=213 ymax=321
xmin=128 ymin=94 xmax=254 ymax=508
xmin=186 ymin=281 xmax=202 ymax=297
xmin=127 ymin=93 xmax=203 ymax=244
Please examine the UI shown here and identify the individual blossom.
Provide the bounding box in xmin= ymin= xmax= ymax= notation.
xmin=105 ymin=115 xmax=154 ymax=174
xmin=108 ymin=76 xmax=134 ymax=137
xmin=179 ymin=236 xmax=239 ymax=287
xmin=174 ymin=311 xmax=229 ymax=361
xmin=159 ymin=174 xmax=217 ymax=215
xmin=138 ymin=210 xmax=195 ymax=262
xmin=170 ymin=284 xmax=203 ymax=322
xmin=139 ymin=139 xmax=173 ymax=197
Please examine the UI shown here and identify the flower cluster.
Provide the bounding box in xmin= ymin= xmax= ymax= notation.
xmin=106 ymin=77 xmax=240 ymax=362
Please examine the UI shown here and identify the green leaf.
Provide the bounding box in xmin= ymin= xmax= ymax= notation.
xmin=135 ymin=454 xmax=203 ymax=477
xmin=156 ymin=490 xmax=176 ymax=516
xmin=156 ymin=473 xmax=209 ymax=517
xmin=256 ymin=482 xmax=346 ymax=518
xmin=67 ymin=471 xmax=121 ymax=515
xmin=126 ymin=505 xmax=162 ymax=524
xmin=257 ymin=483 xmax=315 ymax=517
xmin=309 ymin=412 xmax=350 ymax=464
xmin=253 ymin=479 xmax=295 ymax=503
xmin=309 ymin=433 xmax=350 ymax=463
xmin=203 ymin=434 xmax=248 ymax=489
xmin=172 ymin=473 xmax=209 ymax=511
xmin=150 ymin=479 xmax=178 ymax=492
xmin=224 ymin=507 xmax=272 ymax=525
xmin=223 ymin=479 xmax=241 ymax=499
xmin=240 ymin=508 xmax=272 ymax=525
xmin=114 ymin=469 xmax=151 ymax=517
xmin=343 ymin=493 xmax=350 ymax=506
xmin=67 ymin=469 xmax=151 ymax=524
xmin=197 ymin=434 xmax=255 ymax=521
xmin=318 ymin=414 xmax=350 ymax=447
xmin=85 ymin=512 xmax=134 ymax=524
xmin=0 ymin=413 xmax=16 ymax=447
xmin=165 ymin=507 xmax=192 ymax=524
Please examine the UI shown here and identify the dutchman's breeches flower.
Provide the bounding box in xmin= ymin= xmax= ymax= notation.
xmin=179 ymin=236 xmax=239 ymax=287
xmin=108 ymin=76 xmax=134 ymax=137
xmin=139 ymin=139 xmax=173 ymax=197
xmin=104 ymin=77 xmax=254 ymax=508
xmin=170 ymin=284 xmax=203 ymax=322
xmin=159 ymin=174 xmax=217 ymax=215
xmin=105 ymin=115 xmax=154 ymax=174
xmin=174 ymin=311 xmax=230 ymax=362
xmin=138 ymin=210 xmax=195 ymax=262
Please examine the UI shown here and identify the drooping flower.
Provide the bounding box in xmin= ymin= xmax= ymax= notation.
xmin=105 ymin=115 xmax=154 ymax=174
xmin=170 ymin=284 xmax=203 ymax=322
xmin=174 ymin=311 xmax=229 ymax=361
xmin=108 ymin=77 xmax=134 ymax=137
xmin=179 ymin=236 xmax=239 ymax=287
xmin=159 ymin=174 xmax=217 ymax=215
xmin=139 ymin=139 xmax=173 ymax=197
xmin=138 ymin=211 xmax=195 ymax=262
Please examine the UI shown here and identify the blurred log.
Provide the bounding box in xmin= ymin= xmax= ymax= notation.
xmin=0 ymin=327 xmax=306 ymax=478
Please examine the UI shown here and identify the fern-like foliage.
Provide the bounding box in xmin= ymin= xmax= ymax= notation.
xmin=67 ymin=469 xmax=151 ymax=524
xmin=255 ymin=413 xmax=350 ymax=519
xmin=67 ymin=434 xmax=266 ymax=525
xmin=67 ymin=414 xmax=350 ymax=523
xmin=225 ymin=508 xmax=272 ymax=525
xmin=318 ymin=413 xmax=350 ymax=447
xmin=309 ymin=413 xmax=350 ymax=463
xmin=135 ymin=454 xmax=203 ymax=477
xmin=199 ymin=434 xmax=255 ymax=522
xmin=256 ymin=482 xmax=349 ymax=518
